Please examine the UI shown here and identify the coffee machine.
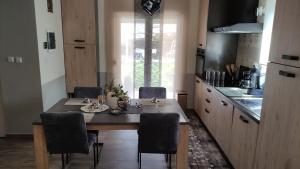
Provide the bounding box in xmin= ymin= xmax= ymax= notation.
xmin=239 ymin=67 xmax=259 ymax=89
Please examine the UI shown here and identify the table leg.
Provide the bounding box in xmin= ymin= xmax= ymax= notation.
xmin=33 ymin=125 xmax=49 ymax=169
xmin=176 ymin=125 xmax=189 ymax=169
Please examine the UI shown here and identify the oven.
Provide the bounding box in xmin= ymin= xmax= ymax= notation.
xmin=195 ymin=48 xmax=205 ymax=78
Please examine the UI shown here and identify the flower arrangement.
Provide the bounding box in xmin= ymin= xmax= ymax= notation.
xmin=104 ymin=80 xmax=129 ymax=101
xmin=104 ymin=80 xmax=129 ymax=110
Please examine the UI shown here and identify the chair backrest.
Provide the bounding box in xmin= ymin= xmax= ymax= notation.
xmin=139 ymin=87 xmax=166 ymax=99
xmin=138 ymin=113 xmax=180 ymax=154
xmin=73 ymin=87 xmax=102 ymax=98
xmin=40 ymin=112 xmax=90 ymax=154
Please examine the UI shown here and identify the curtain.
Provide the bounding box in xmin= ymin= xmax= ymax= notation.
xmin=104 ymin=0 xmax=191 ymax=99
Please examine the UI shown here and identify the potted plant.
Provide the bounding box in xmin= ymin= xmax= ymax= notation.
xmin=105 ymin=80 xmax=129 ymax=110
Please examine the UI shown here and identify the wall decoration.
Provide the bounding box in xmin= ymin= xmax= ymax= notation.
xmin=141 ymin=0 xmax=161 ymax=15
xmin=47 ymin=0 xmax=53 ymax=13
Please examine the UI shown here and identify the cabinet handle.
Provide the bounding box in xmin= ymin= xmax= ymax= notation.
xmin=74 ymin=46 xmax=85 ymax=49
xmin=221 ymin=100 xmax=228 ymax=106
xmin=282 ymin=55 xmax=299 ymax=61
xmin=207 ymin=88 xmax=212 ymax=93
xmin=279 ymin=70 xmax=296 ymax=78
xmin=196 ymin=80 xmax=200 ymax=83
xmin=239 ymin=115 xmax=249 ymax=123
xmin=205 ymin=108 xmax=210 ymax=114
xmin=205 ymin=98 xmax=210 ymax=103
xmin=74 ymin=39 xmax=85 ymax=42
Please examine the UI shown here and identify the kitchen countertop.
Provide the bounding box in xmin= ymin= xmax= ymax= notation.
xmin=197 ymin=75 xmax=262 ymax=123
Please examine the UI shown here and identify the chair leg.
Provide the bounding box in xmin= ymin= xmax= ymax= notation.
xmin=66 ymin=154 xmax=69 ymax=164
xmin=139 ymin=153 xmax=142 ymax=169
xmin=168 ymin=154 xmax=172 ymax=169
xmin=61 ymin=154 xmax=65 ymax=169
xmin=93 ymin=144 xmax=97 ymax=168
xmin=165 ymin=154 xmax=168 ymax=162
xmin=96 ymin=135 xmax=99 ymax=163
xmin=95 ymin=132 xmax=103 ymax=164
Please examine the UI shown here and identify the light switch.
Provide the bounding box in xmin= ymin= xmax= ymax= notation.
xmin=7 ymin=56 xmax=15 ymax=63
xmin=15 ymin=57 xmax=23 ymax=64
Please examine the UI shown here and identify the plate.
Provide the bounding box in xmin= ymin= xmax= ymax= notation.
xmin=80 ymin=104 xmax=109 ymax=113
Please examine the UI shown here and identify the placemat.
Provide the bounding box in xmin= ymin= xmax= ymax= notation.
xmin=64 ymin=98 xmax=98 ymax=106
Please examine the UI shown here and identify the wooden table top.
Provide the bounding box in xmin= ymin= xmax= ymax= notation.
xmin=33 ymin=98 xmax=189 ymax=125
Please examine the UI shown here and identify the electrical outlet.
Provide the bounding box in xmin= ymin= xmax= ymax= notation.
xmin=7 ymin=56 xmax=15 ymax=63
xmin=15 ymin=57 xmax=23 ymax=64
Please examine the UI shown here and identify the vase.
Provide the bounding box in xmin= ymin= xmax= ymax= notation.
xmin=106 ymin=92 xmax=119 ymax=109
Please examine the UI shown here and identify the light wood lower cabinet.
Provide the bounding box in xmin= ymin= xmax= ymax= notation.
xmin=194 ymin=77 xmax=260 ymax=169
xmin=254 ymin=63 xmax=300 ymax=169
xmin=214 ymin=93 xmax=234 ymax=156
xmin=194 ymin=77 xmax=202 ymax=116
xmin=201 ymin=82 xmax=216 ymax=134
xmin=64 ymin=44 xmax=97 ymax=93
xmin=229 ymin=109 xmax=259 ymax=169
xmin=201 ymin=102 xmax=216 ymax=134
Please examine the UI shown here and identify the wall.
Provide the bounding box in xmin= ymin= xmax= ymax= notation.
xmin=0 ymin=0 xmax=44 ymax=134
xmin=236 ymin=34 xmax=262 ymax=67
xmin=184 ymin=0 xmax=200 ymax=108
xmin=34 ymin=0 xmax=67 ymax=111
xmin=0 ymin=78 xmax=5 ymax=137
xmin=259 ymin=0 xmax=276 ymax=64
xmin=98 ymin=0 xmax=107 ymax=89
xmin=235 ymin=0 xmax=276 ymax=67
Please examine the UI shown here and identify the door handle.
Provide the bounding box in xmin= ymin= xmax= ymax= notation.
xmin=74 ymin=46 xmax=85 ymax=49
xmin=204 ymin=108 xmax=210 ymax=114
xmin=74 ymin=39 xmax=85 ymax=42
xmin=221 ymin=100 xmax=228 ymax=106
xmin=239 ymin=115 xmax=249 ymax=123
xmin=282 ymin=55 xmax=299 ymax=61
xmin=279 ymin=70 xmax=296 ymax=78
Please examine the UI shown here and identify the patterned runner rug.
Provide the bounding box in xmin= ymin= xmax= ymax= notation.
xmin=186 ymin=111 xmax=232 ymax=169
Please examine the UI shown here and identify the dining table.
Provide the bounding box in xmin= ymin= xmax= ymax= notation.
xmin=32 ymin=98 xmax=190 ymax=169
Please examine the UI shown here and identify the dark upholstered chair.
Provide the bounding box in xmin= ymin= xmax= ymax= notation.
xmin=73 ymin=87 xmax=102 ymax=98
xmin=73 ymin=86 xmax=103 ymax=153
xmin=138 ymin=113 xmax=180 ymax=169
xmin=139 ymin=87 xmax=167 ymax=99
xmin=40 ymin=112 xmax=100 ymax=168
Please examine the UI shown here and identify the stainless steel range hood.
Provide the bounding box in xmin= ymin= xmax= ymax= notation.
xmin=212 ymin=0 xmax=263 ymax=34
xmin=213 ymin=23 xmax=263 ymax=34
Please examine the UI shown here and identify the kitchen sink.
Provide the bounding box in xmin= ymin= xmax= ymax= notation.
xmin=215 ymin=87 xmax=263 ymax=97
xmin=232 ymin=97 xmax=263 ymax=118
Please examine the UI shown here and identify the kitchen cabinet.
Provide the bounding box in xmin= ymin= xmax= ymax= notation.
xmin=269 ymin=0 xmax=300 ymax=68
xmin=193 ymin=78 xmax=260 ymax=169
xmin=230 ymin=108 xmax=258 ymax=169
xmin=201 ymin=101 xmax=215 ymax=134
xmin=64 ymin=44 xmax=97 ymax=93
xmin=254 ymin=63 xmax=300 ymax=169
xmin=201 ymin=82 xmax=216 ymax=134
xmin=195 ymin=79 xmax=234 ymax=154
xmin=214 ymin=92 xmax=233 ymax=156
xmin=194 ymin=77 xmax=202 ymax=117
xmin=61 ymin=0 xmax=97 ymax=93
xmin=61 ymin=0 xmax=96 ymax=44
xmin=197 ymin=0 xmax=209 ymax=48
